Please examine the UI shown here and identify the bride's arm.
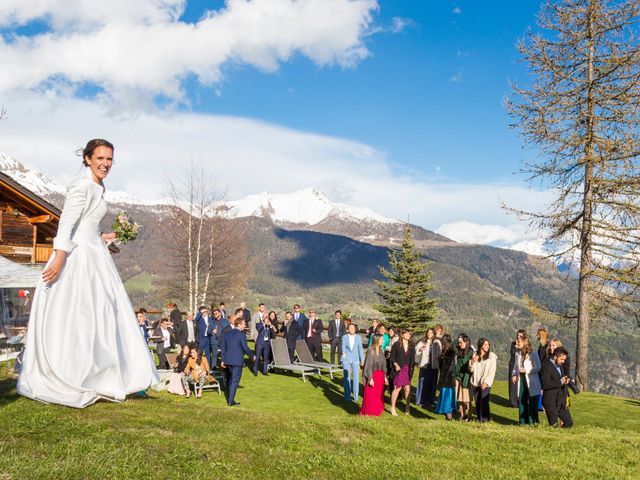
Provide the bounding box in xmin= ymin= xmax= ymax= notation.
xmin=43 ymin=181 xmax=87 ymax=284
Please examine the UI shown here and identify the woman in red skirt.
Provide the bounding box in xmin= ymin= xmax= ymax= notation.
xmin=359 ymin=334 xmax=388 ymax=416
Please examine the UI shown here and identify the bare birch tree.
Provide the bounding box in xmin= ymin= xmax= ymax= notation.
xmin=508 ymin=0 xmax=640 ymax=391
xmin=164 ymin=160 xmax=249 ymax=313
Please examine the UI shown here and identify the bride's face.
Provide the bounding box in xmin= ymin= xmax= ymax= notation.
xmin=85 ymin=146 xmax=113 ymax=183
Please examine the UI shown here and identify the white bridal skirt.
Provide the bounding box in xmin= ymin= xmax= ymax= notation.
xmin=17 ymin=227 xmax=159 ymax=408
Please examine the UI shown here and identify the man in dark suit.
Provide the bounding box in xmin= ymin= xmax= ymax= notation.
xmin=221 ymin=317 xmax=255 ymax=406
xmin=280 ymin=311 xmax=300 ymax=362
xmin=176 ymin=311 xmax=199 ymax=349
xmin=136 ymin=310 xmax=149 ymax=344
xmin=210 ymin=308 xmax=231 ymax=368
xmin=169 ymin=303 xmax=183 ymax=332
xmin=254 ymin=312 xmax=276 ymax=375
xmin=540 ymin=346 xmax=573 ymax=428
xmin=154 ymin=318 xmax=174 ymax=369
xmin=328 ymin=310 xmax=345 ymax=365
xmin=195 ymin=305 xmax=215 ymax=370
xmin=303 ymin=309 xmax=324 ymax=362
xmin=219 ymin=302 xmax=228 ymax=319
xmin=292 ymin=304 xmax=307 ymax=341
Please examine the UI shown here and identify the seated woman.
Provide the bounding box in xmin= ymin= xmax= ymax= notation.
xmin=167 ymin=345 xmax=191 ymax=395
xmin=182 ymin=348 xmax=210 ymax=398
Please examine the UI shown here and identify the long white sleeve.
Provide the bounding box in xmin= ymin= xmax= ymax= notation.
xmin=480 ymin=353 xmax=497 ymax=387
xmin=53 ymin=180 xmax=87 ymax=253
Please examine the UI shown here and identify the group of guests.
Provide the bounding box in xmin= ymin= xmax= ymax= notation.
xmin=508 ymin=328 xmax=574 ymax=428
xmin=356 ymin=321 xmax=498 ymax=421
xmin=137 ymin=304 xmax=576 ymax=426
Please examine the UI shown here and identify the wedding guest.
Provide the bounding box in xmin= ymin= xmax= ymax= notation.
xmin=280 ymin=311 xmax=300 ymax=362
xmin=548 ymin=338 xmax=571 ymax=377
xmin=537 ymin=328 xmax=549 ymax=411
xmin=426 ymin=328 xmax=442 ymax=407
xmin=390 ymin=329 xmax=416 ymax=416
xmin=182 ymin=348 xmax=210 ymax=398
xmin=455 ymin=333 xmax=474 ymax=421
xmin=154 ymin=318 xmax=174 ymax=370
xmin=512 ymin=332 xmax=542 ymax=425
xmin=167 ymin=345 xmax=191 ymax=395
xmin=219 ymin=302 xmax=227 ymax=319
xmin=385 ymin=326 xmax=398 ymax=396
xmin=434 ymin=323 xmax=444 ymax=340
xmin=328 ymin=310 xmax=346 ymax=365
xmin=540 ymin=346 xmax=573 ymax=428
xmin=210 ymin=308 xmax=230 ymax=368
xmin=254 ymin=309 xmax=277 ymax=376
xmin=378 ymin=325 xmax=390 ymax=350
xmin=341 ymin=323 xmax=365 ymax=402
xmin=176 ymin=311 xmax=198 ymax=350
xmin=366 ymin=319 xmax=379 ymax=347
xmin=170 ymin=303 xmax=183 ymax=331
xmin=221 ymin=317 xmax=255 ymax=407
xmin=508 ymin=337 xmax=518 ymax=408
xmin=292 ymin=304 xmax=307 ymax=340
xmin=251 ymin=303 xmax=267 ymax=341
xmin=137 ymin=311 xmax=149 ymax=343
xmin=469 ymin=338 xmax=497 ymax=422
xmin=304 ymin=310 xmax=324 ymax=361
xmin=359 ymin=334 xmax=388 ymax=416
xmin=414 ymin=328 xmax=433 ymax=406
xmin=195 ymin=306 xmax=215 ymax=371
xmin=238 ymin=302 xmax=251 ymax=333
xmin=435 ymin=334 xmax=457 ymax=420
xmin=267 ymin=311 xmax=279 ymax=330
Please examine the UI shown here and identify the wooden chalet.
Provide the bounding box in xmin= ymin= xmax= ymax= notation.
xmin=0 ymin=171 xmax=60 ymax=264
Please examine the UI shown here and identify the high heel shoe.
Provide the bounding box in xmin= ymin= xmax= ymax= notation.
xmin=390 ymin=407 xmax=398 ymax=416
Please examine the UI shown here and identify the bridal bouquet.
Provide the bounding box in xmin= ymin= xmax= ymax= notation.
xmin=112 ymin=211 xmax=140 ymax=244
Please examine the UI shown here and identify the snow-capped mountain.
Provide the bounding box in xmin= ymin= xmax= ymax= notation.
xmin=223 ymin=189 xmax=399 ymax=227
xmin=0 ymin=153 xmax=66 ymax=197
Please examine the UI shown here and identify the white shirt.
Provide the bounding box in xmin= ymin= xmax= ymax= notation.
xmin=161 ymin=327 xmax=171 ymax=348
xmin=186 ymin=320 xmax=195 ymax=342
xmin=348 ymin=334 xmax=355 ymax=351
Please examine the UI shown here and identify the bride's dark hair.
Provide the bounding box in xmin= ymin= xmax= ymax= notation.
xmin=80 ymin=139 xmax=114 ymax=166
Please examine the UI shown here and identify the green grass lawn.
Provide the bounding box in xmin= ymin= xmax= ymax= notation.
xmin=0 ymin=358 xmax=638 ymax=480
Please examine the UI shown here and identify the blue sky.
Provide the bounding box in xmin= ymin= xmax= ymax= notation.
xmin=174 ymin=0 xmax=540 ymax=183
xmin=0 ymin=0 xmax=552 ymax=250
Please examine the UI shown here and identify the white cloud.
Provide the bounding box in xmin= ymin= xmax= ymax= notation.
xmin=390 ymin=17 xmax=413 ymax=33
xmin=0 ymin=94 xmax=552 ymax=233
xmin=449 ymin=69 xmax=463 ymax=83
xmin=0 ymin=0 xmax=378 ymax=102
xmin=452 ymin=7 xmax=462 ymax=15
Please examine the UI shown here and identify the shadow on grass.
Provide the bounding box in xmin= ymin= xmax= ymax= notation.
xmin=309 ymin=375 xmax=361 ymax=415
xmin=623 ymin=399 xmax=640 ymax=407
xmin=491 ymin=392 xmax=518 ymax=409
xmin=0 ymin=377 xmax=19 ymax=408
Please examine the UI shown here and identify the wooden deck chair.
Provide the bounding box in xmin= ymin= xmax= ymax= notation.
xmin=295 ymin=340 xmax=341 ymax=379
xmin=269 ymin=337 xmax=319 ymax=382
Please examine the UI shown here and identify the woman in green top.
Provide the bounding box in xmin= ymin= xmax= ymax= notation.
xmin=455 ymin=333 xmax=474 ymax=421
xmin=378 ymin=324 xmax=390 ymax=350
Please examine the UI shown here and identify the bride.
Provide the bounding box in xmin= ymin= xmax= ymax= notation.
xmin=17 ymin=139 xmax=159 ymax=408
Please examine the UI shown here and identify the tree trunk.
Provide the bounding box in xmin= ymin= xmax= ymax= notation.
xmin=575 ymin=0 xmax=597 ymax=392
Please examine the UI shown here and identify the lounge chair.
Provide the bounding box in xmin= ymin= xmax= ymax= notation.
xmin=269 ymin=337 xmax=320 ymax=382
xmin=295 ymin=340 xmax=341 ymax=379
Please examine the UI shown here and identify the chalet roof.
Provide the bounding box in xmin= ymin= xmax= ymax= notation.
xmin=0 ymin=171 xmax=61 ymax=217
xmin=0 ymin=255 xmax=42 ymax=288
xmin=0 ymin=171 xmax=61 ymax=238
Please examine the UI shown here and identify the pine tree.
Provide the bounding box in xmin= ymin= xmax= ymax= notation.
xmin=373 ymin=225 xmax=438 ymax=331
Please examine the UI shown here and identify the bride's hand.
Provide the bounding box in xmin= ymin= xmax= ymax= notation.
xmin=101 ymin=232 xmax=117 ymax=244
xmin=42 ymin=251 xmax=67 ymax=284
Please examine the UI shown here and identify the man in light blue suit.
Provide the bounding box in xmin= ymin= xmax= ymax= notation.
xmin=341 ymin=322 xmax=364 ymax=401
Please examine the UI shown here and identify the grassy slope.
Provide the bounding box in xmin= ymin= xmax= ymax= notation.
xmin=0 ymin=361 xmax=638 ymax=480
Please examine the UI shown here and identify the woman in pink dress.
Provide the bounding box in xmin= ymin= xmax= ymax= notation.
xmin=359 ymin=334 xmax=388 ymax=416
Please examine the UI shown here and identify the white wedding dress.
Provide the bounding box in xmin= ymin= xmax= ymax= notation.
xmin=17 ymin=167 xmax=159 ymax=408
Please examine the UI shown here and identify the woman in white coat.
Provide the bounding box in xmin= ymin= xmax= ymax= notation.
xmin=17 ymin=139 xmax=159 ymax=408
xmin=511 ymin=332 xmax=541 ymax=425
xmin=469 ymin=338 xmax=497 ymax=422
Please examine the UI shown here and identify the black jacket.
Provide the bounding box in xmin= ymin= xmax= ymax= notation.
xmin=389 ymin=341 xmax=416 ymax=379
xmin=280 ymin=322 xmax=301 ymax=350
xmin=438 ymin=349 xmax=456 ymax=388
xmin=175 ymin=319 xmax=199 ymax=346
xmin=540 ymin=358 xmax=565 ymax=391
